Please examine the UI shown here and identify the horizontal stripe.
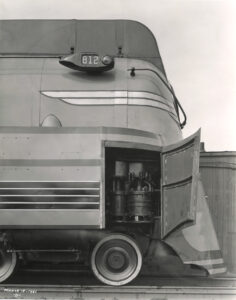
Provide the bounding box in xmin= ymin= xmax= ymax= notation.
xmin=0 ymin=181 xmax=100 ymax=188
xmin=62 ymin=97 xmax=176 ymax=115
xmin=185 ymin=258 xmax=224 ymax=266
xmin=184 ymin=249 xmax=223 ymax=261
xmin=0 ymin=201 xmax=99 ymax=204
xmin=0 ymin=189 xmax=99 ymax=195
xmin=0 ymin=204 xmax=99 ymax=209
xmin=0 ymin=126 xmax=157 ymax=138
xmin=204 ymin=250 xmax=223 ymax=260
xmin=0 ymin=159 xmax=101 ymax=167
xmin=56 ymin=96 xmax=174 ymax=112
xmin=58 ymin=98 xmax=174 ymax=113
xmin=0 ymin=182 xmax=101 ymax=210
xmin=62 ymin=98 xmax=127 ymax=105
xmin=0 ymin=195 xmax=100 ymax=202
xmin=42 ymin=90 xmax=173 ymax=106
xmin=42 ymin=90 xmax=128 ymax=99
xmin=0 ymin=195 xmax=99 ymax=198
xmin=207 ymin=267 xmax=227 ymax=275
xmin=129 ymin=98 xmax=175 ymax=112
xmin=0 ymin=187 xmax=99 ymax=190
xmin=181 ymin=249 xmax=223 ymax=263
xmin=204 ymin=263 xmax=225 ymax=270
xmin=0 ymin=198 xmax=99 ymax=203
xmin=129 ymin=91 xmax=171 ymax=105
xmin=60 ymin=98 xmax=177 ymax=119
xmin=41 ymin=90 xmax=177 ymax=117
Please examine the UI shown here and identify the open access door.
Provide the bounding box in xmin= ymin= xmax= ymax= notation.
xmin=161 ymin=130 xmax=200 ymax=238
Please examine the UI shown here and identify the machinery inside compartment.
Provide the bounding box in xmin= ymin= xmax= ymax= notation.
xmin=105 ymin=147 xmax=161 ymax=227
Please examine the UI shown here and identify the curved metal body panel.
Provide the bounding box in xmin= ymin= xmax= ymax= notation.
xmin=0 ymin=57 xmax=181 ymax=145
xmin=0 ymin=20 xmax=166 ymax=74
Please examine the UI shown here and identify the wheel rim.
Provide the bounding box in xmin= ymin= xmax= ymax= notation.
xmin=91 ymin=234 xmax=142 ymax=286
xmin=0 ymin=249 xmax=17 ymax=282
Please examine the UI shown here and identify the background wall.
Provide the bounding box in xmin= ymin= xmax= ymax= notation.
xmin=200 ymin=152 xmax=236 ymax=274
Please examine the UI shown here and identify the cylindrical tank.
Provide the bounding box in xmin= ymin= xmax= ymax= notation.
xmin=200 ymin=151 xmax=236 ymax=275
xmin=127 ymin=191 xmax=153 ymax=221
xmin=111 ymin=191 xmax=126 ymax=219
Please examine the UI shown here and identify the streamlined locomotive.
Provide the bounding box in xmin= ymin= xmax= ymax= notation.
xmin=0 ymin=20 xmax=226 ymax=285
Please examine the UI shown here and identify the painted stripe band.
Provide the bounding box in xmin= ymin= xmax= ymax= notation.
xmin=185 ymin=258 xmax=224 ymax=266
xmin=0 ymin=181 xmax=100 ymax=188
xmin=41 ymin=90 xmax=177 ymax=118
xmin=0 ymin=198 xmax=99 ymax=203
xmin=0 ymin=159 xmax=101 ymax=167
xmin=42 ymin=90 xmax=172 ymax=106
xmin=61 ymin=97 xmax=176 ymax=115
xmin=207 ymin=267 xmax=227 ymax=275
xmin=0 ymin=195 xmax=99 ymax=198
xmin=0 ymin=204 xmax=99 ymax=209
xmin=0 ymin=180 xmax=100 ymax=210
xmin=0 ymin=190 xmax=99 ymax=195
xmin=183 ymin=250 xmax=223 ymax=261
xmin=0 ymin=201 xmax=99 ymax=204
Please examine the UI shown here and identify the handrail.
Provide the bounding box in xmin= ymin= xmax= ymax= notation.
xmin=128 ymin=67 xmax=187 ymax=128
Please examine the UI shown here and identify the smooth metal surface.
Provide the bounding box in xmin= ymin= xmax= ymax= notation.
xmin=0 ymin=210 xmax=101 ymax=228
xmin=0 ymin=20 xmax=166 ymax=75
xmin=161 ymin=130 xmax=200 ymax=237
xmin=0 ymin=57 xmax=182 ymax=142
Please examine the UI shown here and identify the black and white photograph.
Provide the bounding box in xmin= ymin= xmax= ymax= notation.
xmin=0 ymin=0 xmax=235 ymax=299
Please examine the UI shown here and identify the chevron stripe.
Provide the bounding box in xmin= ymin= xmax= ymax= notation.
xmin=41 ymin=90 xmax=177 ymax=118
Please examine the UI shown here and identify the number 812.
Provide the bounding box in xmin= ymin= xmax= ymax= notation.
xmin=82 ymin=55 xmax=99 ymax=65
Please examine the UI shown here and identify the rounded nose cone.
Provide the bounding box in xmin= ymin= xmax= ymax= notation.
xmin=41 ymin=114 xmax=62 ymax=127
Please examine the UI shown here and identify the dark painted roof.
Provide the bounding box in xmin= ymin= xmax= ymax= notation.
xmin=0 ymin=19 xmax=166 ymax=75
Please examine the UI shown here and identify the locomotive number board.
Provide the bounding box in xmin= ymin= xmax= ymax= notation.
xmin=81 ymin=54 xmax=99 ymax=65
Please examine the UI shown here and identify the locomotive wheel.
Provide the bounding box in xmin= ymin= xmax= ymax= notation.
xmin=91 ymin=234 xmax=142 ymax=286
xmin=0 ymin=249 xmax=17 ymax=282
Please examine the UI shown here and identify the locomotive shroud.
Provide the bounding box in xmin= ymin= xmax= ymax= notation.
xmin=0 ymin=19 xmax=225 ymax=285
